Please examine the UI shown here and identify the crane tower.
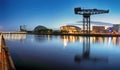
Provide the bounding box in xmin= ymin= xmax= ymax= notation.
xmin=74 ymin=7 xmax=109 ymax=34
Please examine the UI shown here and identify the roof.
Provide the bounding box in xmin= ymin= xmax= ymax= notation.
xmin=34 ymin=25 xmax=47 ymax=31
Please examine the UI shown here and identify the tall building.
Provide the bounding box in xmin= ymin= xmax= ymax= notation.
xmin=20 ymin=25 xmax=26 ymax=31
xmin=60 ymin=25 xmax=81 ymax=34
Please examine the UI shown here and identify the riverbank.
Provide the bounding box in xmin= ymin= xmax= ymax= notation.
xmin=0 ymin=34 xmax=15 ymax=70
xmin=3 ymin=31 xmax=120 ymax=37
xmin=28 ymin=33 xmax=120 ymax=37
xmin=2 ymin=32 xmax=27 ymax=34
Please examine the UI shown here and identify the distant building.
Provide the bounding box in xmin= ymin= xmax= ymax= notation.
xmin=34 ymin=25 xmax=47 ymax=31
xmin=92 ymin=26 xmax=105 ymax=33
xmin=20 ymin=25 xmax=26 ymax=31
xmin=106 ymin=27 xmax=113 ymax=32
xmin=106 ymin=26 xmax=119 ymax=34
xmin=60 ymin=25 xmax=81 ymax=34
xmin=112 ymin=24 xmax=120 ymax=34
xmin=113 ymin=24 xmax=120 ymax=32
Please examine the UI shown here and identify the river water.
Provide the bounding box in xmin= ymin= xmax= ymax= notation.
xmin=3 ymin=34 xmax=120 ymax=70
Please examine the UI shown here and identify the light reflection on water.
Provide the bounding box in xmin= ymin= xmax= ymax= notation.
xmin=4 ymin=34 xmax=120 ymax=70
xmin=3 ymin=34 xmax=26 ymax=40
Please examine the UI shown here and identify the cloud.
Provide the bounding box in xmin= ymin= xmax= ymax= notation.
xmin=76 ymin=21 xmax=113 ymax=26
xmin=66 ymin=23 xmax=83 ymax=26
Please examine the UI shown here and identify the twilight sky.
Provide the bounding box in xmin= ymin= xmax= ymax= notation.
xmin=0 ymin=0 xmax=120 ymax=31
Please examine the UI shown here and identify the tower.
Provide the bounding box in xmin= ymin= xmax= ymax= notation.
xmin=20 ymin=25 xmax=26 ymax=31
xmin=74 ymin=7 xmax=109 ymax=34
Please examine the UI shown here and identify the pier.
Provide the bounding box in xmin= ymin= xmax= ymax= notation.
xmin=0 ymin=34 xmax=15 ymax=70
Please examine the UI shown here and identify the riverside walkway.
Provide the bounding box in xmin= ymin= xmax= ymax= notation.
xmin=0 ymin=34 xmax=15 ymax=70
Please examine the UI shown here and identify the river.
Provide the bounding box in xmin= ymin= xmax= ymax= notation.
xmin=3 ymin=34 xmax=120 ymax=70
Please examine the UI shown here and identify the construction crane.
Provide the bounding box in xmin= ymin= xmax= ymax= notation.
xmin=74 ymin=7 xmax=109 ymax=34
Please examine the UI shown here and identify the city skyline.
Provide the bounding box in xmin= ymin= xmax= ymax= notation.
xmin=0 ymin=0 xmax=120 ymax=31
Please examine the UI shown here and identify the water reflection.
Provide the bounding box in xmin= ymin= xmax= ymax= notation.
xmin=92 ymin=37 xmax=105 ymax=43
xmin=112 ymin=37 xmax=120 ymax=45
xmin=34 ymin=35 xmax=52 ymax=42
xmin=32 ymin=35 xmax=120 ymax=47
xmin=61 ymin=35 xmax=80 ymax=48
xmin=107 ymin=37 xmax=120 ymax=46
xmin=3 ymin=34 xmax=26 ymax=40
xmin=74 ymin=37 xmax=108 ymax=63
xmin=61 ymin=35 xmax=120 ymax=47
xmin=7 ymin=35 xmax=120 ymax=70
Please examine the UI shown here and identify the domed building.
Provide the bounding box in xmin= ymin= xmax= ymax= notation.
xmin=34 ymin=25 xmax=47 ymax=31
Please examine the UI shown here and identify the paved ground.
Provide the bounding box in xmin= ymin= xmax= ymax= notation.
xmin=0 ymin=34 xmax=15 ymax=70
xmin=0 ymin=34 xmax=8 ymax=70
xmin=0 ymin=48 xmax=8 ymax=70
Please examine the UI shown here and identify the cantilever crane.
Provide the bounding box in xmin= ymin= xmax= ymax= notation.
xmin=74 ymin=7 xmax=109 ymax=34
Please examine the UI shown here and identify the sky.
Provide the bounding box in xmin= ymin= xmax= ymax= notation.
xmin=0 ymin=0 xmax=120 ymax=31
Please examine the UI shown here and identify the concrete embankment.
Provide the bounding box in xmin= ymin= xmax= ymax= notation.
xmin=0 ymin=34 xmax=15 ymax=70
